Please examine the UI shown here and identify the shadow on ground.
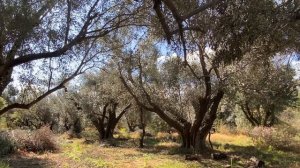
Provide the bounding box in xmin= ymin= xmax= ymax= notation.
xmin=1 ymin=155 xmax=54 ymax=168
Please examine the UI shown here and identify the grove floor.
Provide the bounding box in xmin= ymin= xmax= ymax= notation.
xmin=1 ymin=131 xmax=299 ymax=168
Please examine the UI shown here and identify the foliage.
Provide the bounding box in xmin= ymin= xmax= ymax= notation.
xmin=149 ymin=115 xmax=171 ymax=133
xmin=6 ymin=108 xmax=54 ymax=130
xmin=0 ymin=0 xmax=145 ymax=115
xmin=0 ymin=132 xmax=15 ymax=156
xmin=226 ymin=59 xmax=298 ymax=126
xmin=0 ymin=0 xmax=299 ymax=162
xmin=115 ymin=0 xmax=300 ymax=150
xmin=4 ymin=94 xmax=84 ymax=135
xmin=26 ymin=126 xmax=58 ymax=152
xmin=0 ymin=97 xmax=7 ymax=109
xmin=77 ymin=66 xmax=132 ymax=140
xmin=51 ymin=92 xmax=85 ymax=134
xmin=124 ymin=109 xmax=140 ymax=132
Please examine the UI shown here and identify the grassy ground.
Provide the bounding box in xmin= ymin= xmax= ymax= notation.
xmin=0 ymin=131 xmax=299 ymax=168
xmin=212 ymin=132 xmax=300 ymax=168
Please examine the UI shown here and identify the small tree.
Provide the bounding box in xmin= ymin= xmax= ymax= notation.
xmin=125 ymin=107 xmax=140 ymax=132
xmin=227 ymin=59 xmax=298 ymax=127
xmin=79 ymin=67 xmax=132 ymax=140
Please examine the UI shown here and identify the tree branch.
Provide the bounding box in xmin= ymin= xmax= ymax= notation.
xmin=116 ymin=103 xmax=132 ymax=121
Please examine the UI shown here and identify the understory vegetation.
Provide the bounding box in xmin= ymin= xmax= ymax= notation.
xmin=0 ymin=108 xmax=299 ymax=168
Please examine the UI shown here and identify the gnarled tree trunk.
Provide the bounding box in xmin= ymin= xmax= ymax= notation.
xmin=90 ymin=102 xmax=131 ymax=141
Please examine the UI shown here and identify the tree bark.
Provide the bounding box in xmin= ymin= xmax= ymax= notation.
xmin=91 ymin=103 xmax=131 ymax=141
xmin=195 ymin=91 xmax=224 ymax=151
xmin=0 ymin=66 xmax=13 ymax=95
xmin=139 ymin=107 xmax=146 ymax=148
xmin=241 ymin=102 xmax=260 ymax=126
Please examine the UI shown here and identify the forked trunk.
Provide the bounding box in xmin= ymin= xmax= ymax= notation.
xmin=179 ymin=91 xmax=224 ymax=151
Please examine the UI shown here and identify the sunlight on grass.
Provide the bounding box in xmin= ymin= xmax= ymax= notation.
xmin=212 ymin=133 xmax=254 ymax=146
xmin=155 ymin=142 xmax=180 ymax=148
xmin=84 ymin=158 xmax=110 ymax=168
xmin=62 ymin=139 xmax=89 ymax=161
xmin=157 ymin=160 xmax=200 ymax=168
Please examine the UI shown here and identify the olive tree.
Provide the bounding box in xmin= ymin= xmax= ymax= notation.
xmin=78 ymin=67 xmax=132 ymax=140
xmin=118 ymin=0 xmax=300 ymax=151
xmin=227 ymin=58 xmax=298 ymax=127
xmin=0 ymin=0 xmax=147 ymax=115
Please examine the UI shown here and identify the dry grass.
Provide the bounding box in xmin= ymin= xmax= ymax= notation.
xmin=0 ymin=129 xmax=299 ymax=168
xmin=211 ymin=133 xmax=254 ymax=147
xmin=57 ymin=138 xmax=201 ymax=168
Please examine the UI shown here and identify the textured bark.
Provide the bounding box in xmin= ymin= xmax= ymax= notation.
xmin=174 ymin=91 xmax=224 ymax=150
xmin=90 ymin=103 xmax=131 ymax=141
xmin=195 ymin=91 xmax=224 ymax=151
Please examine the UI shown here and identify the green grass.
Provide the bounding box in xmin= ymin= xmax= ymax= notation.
xmin=211 ymin=132 xmax=300 ymax=168
xmin=157 ymin=160 xmax=199 ymax=168
xmin=57 ymin=137 xmax=207 ymax=168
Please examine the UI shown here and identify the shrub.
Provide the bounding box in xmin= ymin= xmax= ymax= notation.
xmin=250 ymin=126 xmax=297 ymax=149
xmin=0 ymin=132 xmax=15 ymax=156
xmin=8 ymin=126 xmax=58 ymax=153
xmin=27 ymin=126 xmax=58 ymax=152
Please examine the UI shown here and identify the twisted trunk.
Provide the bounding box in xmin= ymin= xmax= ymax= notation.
xmin=165 ymin=91 xmax=224 ymax=151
